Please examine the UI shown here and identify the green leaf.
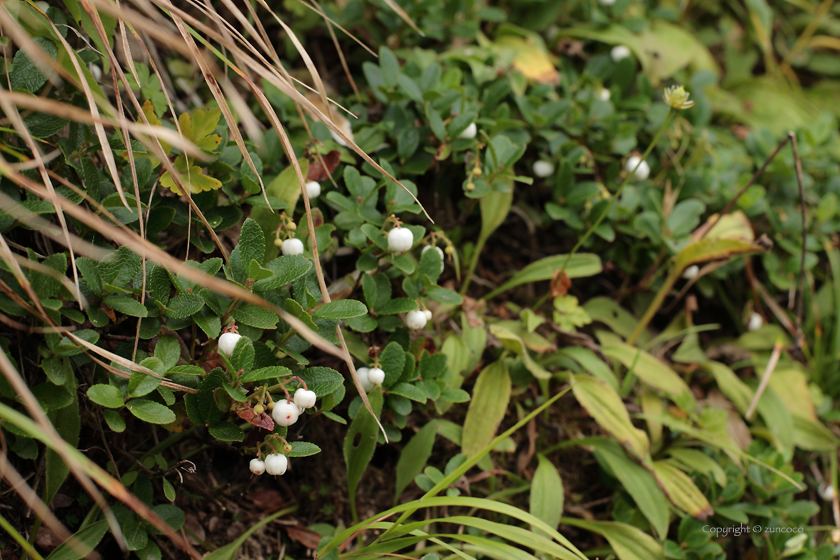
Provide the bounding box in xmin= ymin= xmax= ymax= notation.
xmin=298 ymin=367 xmax=344 ymax=397
xmin=344 ymin=387 xmax=383 ymax=513
xmin=103 ymin=294 xmax=148 ymax=317
xmin=530 ymin=454 xmax=564 ymax=536
xmin=44 ymin=392 xmax=79 ymax=509
xmin=571 ymin=374 xmax=650 ymax=460
xmin=667 ymin=449 xmax=727 ymax=488
xmin=102 ymin=409 xmax=126 ymax=432
xmin=252 ymin=255 xmax=312 ymax=291
xmin=389 ymin=383 xmax=427 ymax=402
xmin=702 ymin=361 xmax=752 ymax=415
xmin=490 ymin=324 xmax=550 ymax=379
xmin=425 ymin=286 xmax=463 ymax=305
xmin=165 ymin=293 xmax=205 ymax=319
xmin=240 ymin=366 xmax=291 ymax=383
xmin=204 ymin=507 xmax=295 ymax=560
xmin=87 ymin=384 xmax=125 ymax=408
xmin=652 ymin=461 xmax=714 ymax=520
xmin=32 ymin=384 xmax=73 ymax=412
xmin=231 ymin=218 xmax=265 ymax=276
xmin=10 ymin=37 xmax=57 ymax=93
xmin=126 ymin=399 xmax=176 ymax=424
xmin=155 ymin=335 xmax=181 ymax=371
xmin=559 ymin=347 xmax=618 ymax=391
xmin=208 ymin=421 xmax=244 ymax=442
xmin=395 ymin=421 xmax=437 ymax=503
xmin=379 ymin=46 xmax=399 ymax=88
xmin=44 ymin=521 xmax=109 ymax=560
xmin=289 ymin=441 xmax=322 ymax=457
xmin=313 ymin=299 xmax=367 ymax=320
xmin=560 ymin=518 xmax=665 ymax=560
xmin=486 ymin=253 xmax=603 ymax=298
xmin=461 ymin=360 xmax=511 ymax=457
xmin=379 ymin=342 xmax=406 ymax=387
xmin=230 ymin=336 xmax=255 ymax=373
xmin=376 ymin=297 xmax=417 ymax=315
xmin=584 ymin=437 xmax=669 ymax=540
xmin=231 ymin=304 xmax=279 ymax=329
xmin=478 ymin=188 xmax=512 ymax=251
xmin=75 ymin=257 xmax=102 ymax=296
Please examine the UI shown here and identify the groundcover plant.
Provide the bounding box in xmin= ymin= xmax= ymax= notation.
xmin=2 ymin=0 xmax=840 ymax=559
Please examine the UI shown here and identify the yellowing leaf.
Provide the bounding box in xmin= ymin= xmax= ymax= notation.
xmin=179 ymin=107 xmax=222 ymax=152
xmin=495 ymin=36 xmax=559 ymax=85
xmin=705 ymin=211 xmax=754 ymax=242
xmin=597 ymin=331 xmax=695 ymax=409
xmin=653 ymin=461 xmax=714 ymax=520
xmin=160 ymin=155 xmax=222 ymax=195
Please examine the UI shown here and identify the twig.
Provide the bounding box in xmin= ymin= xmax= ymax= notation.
xmin=745 ymin=341 xmax=783 ymax=421
xmin=790 ymin=131 xmax=807 ymax=352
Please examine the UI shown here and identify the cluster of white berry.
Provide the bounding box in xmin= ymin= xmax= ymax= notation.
xmin=250 ymin=453 xmax=287 ymax=476
xmin=355 ymin=366 xmax=385 ymax=392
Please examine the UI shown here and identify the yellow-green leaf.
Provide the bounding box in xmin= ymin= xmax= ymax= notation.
xmin=179 ymin=107 xmax=222 ymax=152
xmin=702 ymin=361 xmax=753 ymax=415
xmin=530 ymin=454 xmax=564 ymax=537
xmin=462 ymin=360 xmax=511 ymax=457
xmin=160 ymin=155 xmax=222 ymax=195
xmin=490 ymin=324 xmax=550 ymax=379
xmin=571 ymin=374 xmax=649 ymax=460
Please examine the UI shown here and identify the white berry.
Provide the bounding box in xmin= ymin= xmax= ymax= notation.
xmin=368 ymin=367 xmax=385 ymax=386
xmin=820 ymin=482 xmax=836 ymax=501
xmin=422 ymin=245 xmax=445 ymax=273
xmin=218 ymin=332 xmax=242 ymax=357
xmin=600 ymin=0 xmax=616 ymax=5
xmin=406 ymin=309 xmax=428 ymax=330
xmin=748 ymin=312 xmax=763 ymax=332
xmin=597 ymin=88 xmax=611 ymax=101
xmin=293 ymin=388 xmax=317 ymax=409
xmin=458 ymin=122 xmax=477 ymax=139
xmin=387 ymin=227 xmax=414 ymax=253
xmin=272 ymin=399 xmax=299 ymax=427
xmin=249 ymin=458 xmax=265 ymax=475
xmin=35 ymin=1 xmax=50 ymax=11
xmin=305 ymin=181 xmax=321 ymax=199
xmin=89 ymin=64 xmax=102 ymax=81
xmin=611 ymin=46 xmax=632 ymax=62
xmin=625 ymin=156 xmax=650 ymax=180
xmin=423 ymin=309 xmax=433 ymax=321
xmin=264 ymin=453 xmax=288 ymax=476
xmin=683 ymin=265 xmax=699 ymax=280
xmin=281 ymin=238 xmax=304 ymax=256
xmin=532 ymin=160 xmax=555 ymax=178
xmin=356 ymin=367 xmax=375 ymax=392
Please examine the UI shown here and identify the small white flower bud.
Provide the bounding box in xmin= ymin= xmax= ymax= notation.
xmin=406 ymin=309 xmax=428 ymax=330
xmin=387 ymin=228 xmax=414 ymax=253
xmin=264 ymin=453 xmax=288 ymax=476
xmin=218 ymin=332 xmax=242 ymax=357
xmin=249 ymin=458 xmax=265 ymax=475
xmin=293 ymin=388 xmax=317 ymax=409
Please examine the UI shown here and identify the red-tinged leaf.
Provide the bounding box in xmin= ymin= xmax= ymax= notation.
xmin=235 ymin=404 xmax=275 ymax=430
xmin=306 ymin=150 xmax=341 ymax=181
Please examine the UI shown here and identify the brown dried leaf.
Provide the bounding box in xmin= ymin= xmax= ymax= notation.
xmin=306 ymin=150 xmax=341 ymax=182
xmin=550 ymin=270 xmax=572 ymax=298
xmin=285 ymin=524 xmax=322 ymax=550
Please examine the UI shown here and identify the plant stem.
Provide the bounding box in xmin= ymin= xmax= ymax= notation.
xmin=627 ymin=266 xmax=681 ymax=346
xmin=559 ymin=109 xmax=675 ymax=274
xmin=459 ymin=235 xmax=488 ymax=296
